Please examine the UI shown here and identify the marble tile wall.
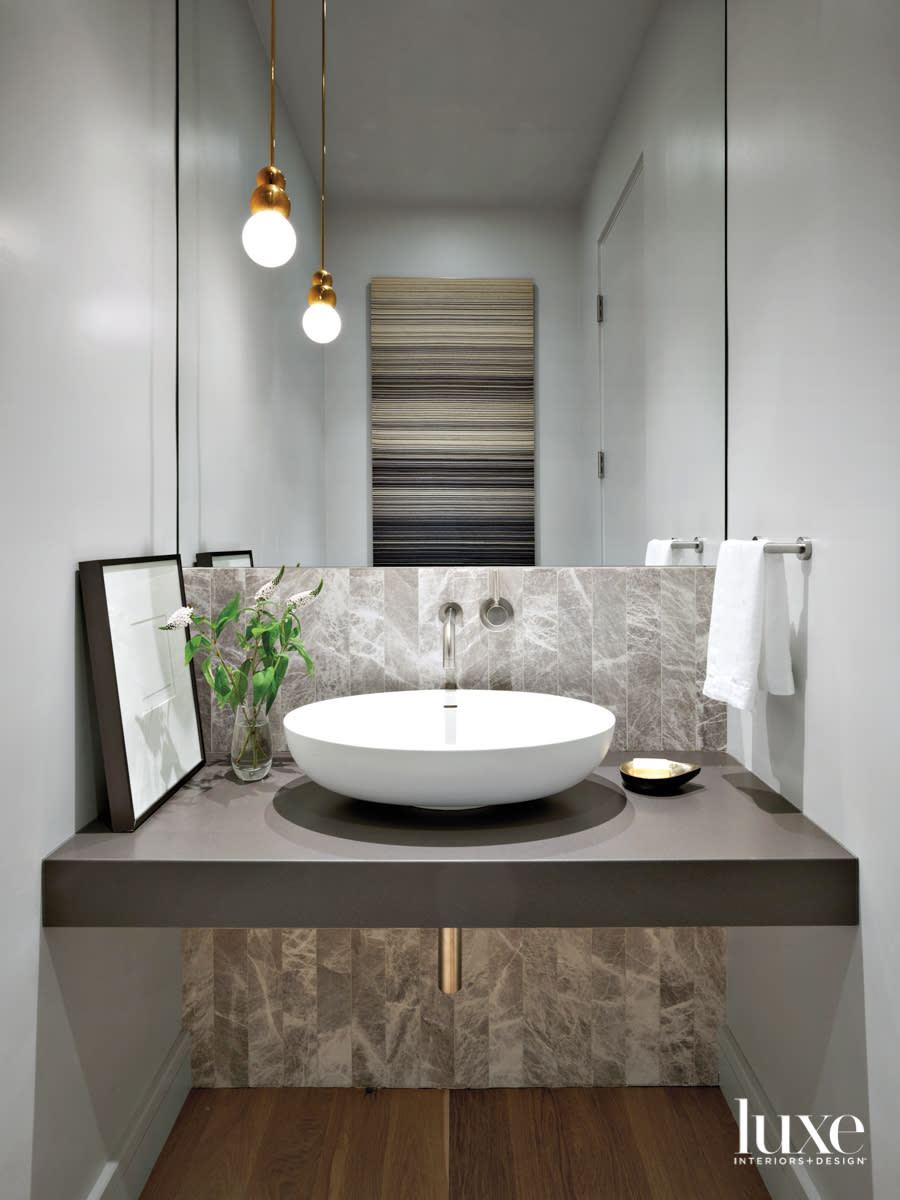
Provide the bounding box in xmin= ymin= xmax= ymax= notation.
xmin=182 ymin=566 xmax=726 ymax=758
xmin=183 ymin=927 xmax=727 ymax=1089
xmin=180 ymin=566 xmax=726 ymax=1089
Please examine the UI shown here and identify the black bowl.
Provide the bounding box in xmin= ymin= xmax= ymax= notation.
xmin=619 ymin=758 xmax=701 ymax=795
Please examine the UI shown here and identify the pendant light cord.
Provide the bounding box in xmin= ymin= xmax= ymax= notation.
xmin=269 ymin=0 xmax=276 ymax=166
xmin=320 ymin=0 xmax=327 ymax=269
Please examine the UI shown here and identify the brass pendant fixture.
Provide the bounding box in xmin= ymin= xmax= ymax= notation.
xmin=242 ymin=0 xmax=297 ymax=268
xmin=302 ymin=0 xmax=341 ymax=343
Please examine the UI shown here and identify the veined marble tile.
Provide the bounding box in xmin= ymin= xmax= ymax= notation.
xmin=213 ymin=928 xmax=249 ymax=1087
xmin=592 ymin=928 xmax=626 ymax=1086
xmin=182 ymin=928 xmax=214 ymax=1087
xmin=626 ymin=570 xmax=662 ymax=751
xmin=554 ymin=928 xmax=593 ymax=1086
xmin=487 ymin=568 xmax=524 ymax=692
xmin=695 ymin=568 xmax=727 ymax=751
xmin=522 ymin=569 xmax=559 ymax=695
xmin=282 ymin=928 xmax=317 ymax=1087
xmin=385 ymin=929 xmax=421 ymax=1087
xmin=592 ymin=569 xmax=628 ymax=751
xmin=694 ymin=926 xmax=727 ymax=1084
xmin=661 ymin=570 xmax=698 ymax=752
xmin=558 ymin=569 xmax=593 ymax=703
xmin=659 ymin=927 xmax=696 ymax=1086
xmin=522 ymin=928 xmax=557 ymax=1086
xmin=625 ymin=927 xmax=661 ymax=1086
xmin=417 ymin=568 xmax=490 ymax=691
xmin=316 ymin=928 xmax=352 ymax=1086
xmin=454 ymin=927 xmax=489 ymax=1087
xmin=312 ymin=568 xmax=351 ymax=702
xmin=349 ymin=569 xmax=385 ymax=695
xmin=384 ymin=568 xmax=419 ymax=691
xmin=351 ymin=928 xmax=387 ymax=1087
xmin=419 ymin=928 xmax=454 ymax=1086
xmin=488 ymin=928 xmax=525 ymax=1087
xmin=248 ymin=928 xmax=283 ymax=1086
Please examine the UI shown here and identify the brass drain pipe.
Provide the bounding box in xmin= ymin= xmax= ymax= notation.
xmin=438 ymin=928 xmax=462 ymax=994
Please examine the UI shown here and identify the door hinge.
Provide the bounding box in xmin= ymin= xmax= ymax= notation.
xmin=597 ymin=294 xmax=604 ymax=323
xmin=597 ymin=450 xmax=605 ymax=479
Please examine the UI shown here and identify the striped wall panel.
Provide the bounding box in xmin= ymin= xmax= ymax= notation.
xmin=370 ymin=277 xmax=535 ymax=565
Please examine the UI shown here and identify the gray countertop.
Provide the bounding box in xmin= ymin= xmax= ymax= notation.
xmin=42 ymin=753 xmax=858 ymax=928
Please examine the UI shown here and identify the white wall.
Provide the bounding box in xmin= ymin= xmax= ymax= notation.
xmin=322 ymin=206 xmax=587 ymax=565
xmin=726 ymin=1 xmax=900 ymax=1195
xmin=580 ymin=0 xmax=725 ymax=565
xmin=179 ymin=0 xmax=325 ymax=568
xmin=0 ymin=1 xmax=184 ymax=1196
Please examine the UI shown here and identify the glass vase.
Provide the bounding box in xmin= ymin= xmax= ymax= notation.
xmin=230 ymin=705 xmax=273 ymax=782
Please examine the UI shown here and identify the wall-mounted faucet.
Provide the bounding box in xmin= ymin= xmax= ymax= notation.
xmin=438 ymin=602 xmax=462 ymax=689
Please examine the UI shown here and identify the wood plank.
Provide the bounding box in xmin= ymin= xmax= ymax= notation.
xmin=680 ymin=1088 xmax=771 ymax=1199
xmin=241 ymin=1087 xmax=335 ymax=1198
xmin=139 ymin=1091 xmax=216 ymax=1200
xmin=450 ymin=1089 xmax=519 ymax=1198
xmin=379 ymin=1088 xmax=449 ymax=1199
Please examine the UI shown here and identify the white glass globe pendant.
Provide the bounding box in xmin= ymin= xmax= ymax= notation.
xmin=302 ymin=271 xmax=341 ymax=343
xmin=302 ymin=0 xmax=341 ymax=343
xmin=242 ymin=169 xmax=297 ymax=268
xmin=241 ymin=0 xmax=297 ymax=269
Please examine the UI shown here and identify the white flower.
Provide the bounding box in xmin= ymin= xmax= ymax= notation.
xmin=253 ymin=577 xmax=278 ymax=602
xmin=287 ymin=588 xmax=319 ymax=609
xmin=161 ymin=605 xmax=193 ymax=629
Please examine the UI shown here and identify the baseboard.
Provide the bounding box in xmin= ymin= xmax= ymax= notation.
xmin=84 ymin=1029 xmax=192 ymax=1200
xmin=718 ymin=1025 xmax=824 ymax=1200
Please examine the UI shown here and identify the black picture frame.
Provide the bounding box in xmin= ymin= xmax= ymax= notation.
xmin=78 ymin=554 xmax=206 ymax=831
xmin=193 ymin=550 xmax=254 ymax=567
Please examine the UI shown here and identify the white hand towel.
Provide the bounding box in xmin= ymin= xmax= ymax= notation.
xmin=645 ymin=539 xmax=674 ymax=565
xmin=702 ymin=540 xmax=795 ymax=710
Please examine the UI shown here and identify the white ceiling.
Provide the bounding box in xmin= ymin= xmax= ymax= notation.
xmin=248 ymin=0 xmax=661 ymax=209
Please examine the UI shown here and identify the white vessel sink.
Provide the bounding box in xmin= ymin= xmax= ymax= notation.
xmin=283 ymin=689 xmax=616 ymax=809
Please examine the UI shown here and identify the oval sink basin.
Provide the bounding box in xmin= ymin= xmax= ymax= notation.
xmin=283 ymin=690 xmax=616 ymax=809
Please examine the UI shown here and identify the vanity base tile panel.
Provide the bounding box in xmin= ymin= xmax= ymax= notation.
xmin=182 ymin=566 xmax=727 ymax=758
xmin=182 ymin=926 xmax=727 ymax=1089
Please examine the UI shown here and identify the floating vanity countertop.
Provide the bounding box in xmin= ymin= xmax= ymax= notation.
xmin=42 ymin=753 xmax=857 ymax=928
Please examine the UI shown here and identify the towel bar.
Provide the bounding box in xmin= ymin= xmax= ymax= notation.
xmin=752 ymin=537 xmax=813 ymax=560
xmin=670 ymin=537 xmax=703 ymax=552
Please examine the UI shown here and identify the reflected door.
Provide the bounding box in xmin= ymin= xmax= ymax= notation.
xmin=599 ymin=161 xmax=646 ymax=566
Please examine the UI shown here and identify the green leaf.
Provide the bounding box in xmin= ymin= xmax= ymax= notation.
xmin=213 ymin=663 xmax=232 ymax=703
xmin=214 ymin=593 xmax=240 ymax=635
xmin=297 ymin=647 xmax=315 ymax=677
xmin=253 ymin=666 xmax=275 ymax=706
xmin=200 ymin=655 xmax=216 ymax=692
xmin=234 ymin=666 xmax=248 ymax=704
xmin=273 ymin=565 xmax=285 ymax=586
xmin=184 ymin=633 xmax=207 ymax=665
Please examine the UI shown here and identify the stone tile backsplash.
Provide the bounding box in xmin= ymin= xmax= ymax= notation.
xmin=183 ymin=927 xmax=727 ymax=1089
xmin=182 ymin=565 xmax=726 ymax=757
xmin=180 ymin=565 xmax=726 ymax=1089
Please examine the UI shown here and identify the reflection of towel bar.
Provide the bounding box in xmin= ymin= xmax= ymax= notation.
xmin=752 ymin=537 xmax=813 ymax=560
xmin=670 ymin=537 xmax=703 ymax=552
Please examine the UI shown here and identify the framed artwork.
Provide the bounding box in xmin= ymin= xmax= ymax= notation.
xmin=193 ymin=550 xmax=254 ymax=567
xmin=78 ymin=554 xmax=205 ymax=831
xmin=370 ymin=276 xmax=535 ymax=565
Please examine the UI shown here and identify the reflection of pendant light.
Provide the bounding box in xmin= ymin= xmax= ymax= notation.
xmin=302 ymin=0 xmax=341 ymax=343
xmin=242 ymin=0 xmax=297 ymax=268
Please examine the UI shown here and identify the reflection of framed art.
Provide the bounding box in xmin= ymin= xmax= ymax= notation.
xmin=79 ymin=554 xmax=205 ymax=831
xmin=193 ymin=550 xmax=254 ymax=567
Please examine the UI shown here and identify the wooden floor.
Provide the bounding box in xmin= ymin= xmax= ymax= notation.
xmin=141 ymin=1087 xmax=770 ymax=1199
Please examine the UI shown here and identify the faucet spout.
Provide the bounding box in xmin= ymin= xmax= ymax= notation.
xmin=438 ymin=602 xmax=462 ymax=688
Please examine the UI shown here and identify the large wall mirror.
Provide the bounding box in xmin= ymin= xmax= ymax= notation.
xmin=178 ymin=0 xmax=724 ymax=567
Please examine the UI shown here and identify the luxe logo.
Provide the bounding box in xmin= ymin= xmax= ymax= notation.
xmin=735 ymin=1098 xmax=867 ymax=1167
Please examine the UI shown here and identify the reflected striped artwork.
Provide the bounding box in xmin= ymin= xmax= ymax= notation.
xmin=371 ymin=277 xmax=535 ymax=565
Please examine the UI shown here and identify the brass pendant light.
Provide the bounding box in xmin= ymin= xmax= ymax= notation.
xmin=302 ymin=0 xmax=341 ymax=343
xmin=242 ymin=0 xmax=297 ymax=268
